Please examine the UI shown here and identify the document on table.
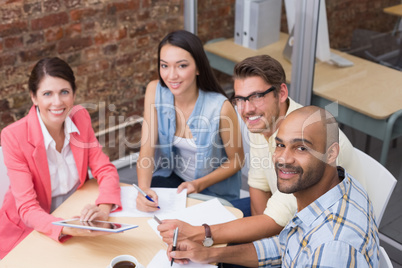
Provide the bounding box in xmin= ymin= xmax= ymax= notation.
xmin=147 ymin=249 xmax=217 ymax=268
xmin=109 ymin=187 xmax=187 ymax=217
xmin=148 ymin=198 xmax=237 ymax=238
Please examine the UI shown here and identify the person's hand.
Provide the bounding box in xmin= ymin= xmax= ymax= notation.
xmin=80 ymin=204 xmax=109 ymax=221
xmin=157 ymin=219 xmax=203 ymax=244
xmin=167 ymin=239 xmax=211 ymax=265
xmin=136 ymin=188 xmax=159 ymax=212
xmin=61 ymin=226 xmax=113 ymax=237
xmin=177 ymin=181 xmax=198 ymax=194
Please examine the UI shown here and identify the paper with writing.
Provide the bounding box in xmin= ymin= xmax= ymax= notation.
xmin=147 ymin=249 xmax=217 ymax=268
xmin=110 ymin=187 xmax=187 ymax=217
xmin=148 ymin=198 xmax=237 ymax=239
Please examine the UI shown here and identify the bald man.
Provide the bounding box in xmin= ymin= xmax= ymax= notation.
xmin=167 ymin=106 xmax=379 ymax=267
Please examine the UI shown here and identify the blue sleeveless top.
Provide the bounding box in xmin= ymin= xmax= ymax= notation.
xmin=153 ymin=82 xmax=241 ymax=201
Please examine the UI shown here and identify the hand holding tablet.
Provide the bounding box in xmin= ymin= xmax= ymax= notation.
xmin=53 ymin=219 xmax=138 ymax=233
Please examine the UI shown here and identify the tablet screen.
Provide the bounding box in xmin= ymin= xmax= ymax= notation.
xmin=52 ymin=219 xmax=138 ymax=233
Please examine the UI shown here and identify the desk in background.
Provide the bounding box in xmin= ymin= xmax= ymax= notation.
xmin=384 ymin=4 xmax=402 ymax=35
xmin=0 ymin=180 xmax=243 ymax=267
xmin=204 ymin=34 xmax=402 ymax=165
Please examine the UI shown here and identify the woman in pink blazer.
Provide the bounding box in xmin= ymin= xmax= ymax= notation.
xmin=0 ymin=57 xmax=122 ymax=258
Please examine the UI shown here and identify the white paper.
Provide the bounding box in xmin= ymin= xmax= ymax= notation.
xmin=110 ymin=187 xmax=187 ymax=217
xmin=147 ymin=249 xmax=217 ymax=268
xmin=148 ymin=198 xmax=237 ymax=238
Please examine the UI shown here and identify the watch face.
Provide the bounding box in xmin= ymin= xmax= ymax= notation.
xmin=203 ymin=237 xmax=213 ymax=247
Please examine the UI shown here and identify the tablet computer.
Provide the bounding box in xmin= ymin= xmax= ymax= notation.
xmin=52 ymin=219 xmax=138 ymax=233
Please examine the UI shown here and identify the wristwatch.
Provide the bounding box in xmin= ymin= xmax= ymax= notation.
xmin=202 ymin=223 xmax=214 ymax=247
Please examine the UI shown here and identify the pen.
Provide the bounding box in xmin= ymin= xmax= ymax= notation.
xmin=153 ymin=215 xmax=162 ymax=224
xmin=171 ymin=227 xmax=178 ymax=266
xmin=132 ymin=183 xmax=160 ymax=209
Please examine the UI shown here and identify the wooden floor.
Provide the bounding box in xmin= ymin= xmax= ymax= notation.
xmin=117 ymin=125 xmax=402 ymax=266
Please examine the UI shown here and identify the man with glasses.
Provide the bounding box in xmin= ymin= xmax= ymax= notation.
xmin=157 ymin=55 xmax=361 ymax=264
xmin=230 ymin=55 xmax=359 ymax=220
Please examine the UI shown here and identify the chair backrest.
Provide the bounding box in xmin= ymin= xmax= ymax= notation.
xmin=353 ymin=148 xmax=397 ymax=225
xmin=0 ymin=146 xmax=11 ymax=207
xmin=379 ymin=246 xmax=393 ymax=268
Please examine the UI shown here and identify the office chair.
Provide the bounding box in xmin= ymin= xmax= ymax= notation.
xmin=379 ymin=246 xmax=393 ymax=268
xmin=353 ymin=148 xmax=397 ymax=225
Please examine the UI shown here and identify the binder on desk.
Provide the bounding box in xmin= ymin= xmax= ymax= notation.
xmin=242 ymin=0 xmax=253 ymax=48
xmin=234 ymin=0 xmax=244 ymax=45
xmin=248 ymin=0 xmax=282 ymax=50
xmin=234 ymin=0 xmax=282 ymax=50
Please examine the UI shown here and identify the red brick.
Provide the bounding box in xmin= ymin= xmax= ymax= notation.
xmin=77 ymin=60 xmax=110 ymax=75
xmin=0 ymin=112 xmax=15 ymax=130
xmin=19 ymin=44 xmax=56 ymax=62
xmin=107 ymin=1 xmax=140 ymax=14
xmin=25 ymin=32 xmax=45 ymax=45
xmin=103 ymin=44 xmax=118 ymax=55
xmin=146 ymin=21 xmax=158 ymax=33
xmin=0 ymin=53 xmax=17 ymax=68
xmin=83 ymin=21 xmax=96 ymax=32
xmin=116 ymin=53 xmax=136 ymax=67
xmin=94 ymin=28 xmax=127 ymax=45
xmin=5 ymin=0 xmax=23 ymax=4
xmin=129 ymin=25 xmax=147 ymax=38
xmin=70 ymin=8 xmax=99 ymax=21
xmin=141 ymin=0 xmax=151 ymax=8
xmin=0 ymin=99 xmax=10 ymax=111
xmin=31 ymin=12 xmax=69 ymax=31
xmin=65 ymin=23 xmax=82 ymax=38
xmin=0 ymin=21 xmax=28 ymax=38
xmin=137 ymin=36 xmax=150 ymax=48
xmin=57 ymin=37 xmax=92 ymax=54
xmin=137 ymin=10 xmax=150 ymax=21
xmin=45 ymin=27 xmax=64 ymax=42
xmin=4 ymin=36 xmax=23 ymax=49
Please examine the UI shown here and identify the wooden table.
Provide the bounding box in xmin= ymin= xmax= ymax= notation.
xmin=204 ymin=34 xmax=402 ymax=164
xmin=383 ymin=4 xmax=402 ymax=35
xmin=0 ymin=180 xmax=243 ymax=268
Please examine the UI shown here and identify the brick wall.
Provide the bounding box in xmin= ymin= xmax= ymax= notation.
xmin=0 ymin=0 xmax=398 ymax=161
xmin=0 ymin=0 xmax=235 ymax=160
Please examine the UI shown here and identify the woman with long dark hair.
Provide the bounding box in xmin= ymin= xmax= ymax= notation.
xmin=136 ymin=30 xmax=244 ymax=211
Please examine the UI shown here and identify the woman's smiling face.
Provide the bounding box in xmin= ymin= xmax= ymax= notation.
xmin=31 ymin=75 xmax=75 ymax=130
xmin=159 ymin=44 xmax=199 ymax=97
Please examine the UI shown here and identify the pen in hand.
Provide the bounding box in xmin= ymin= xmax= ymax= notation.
xmin=153 ymin=215 xmax=162 ymax=225
xmin=132 ymin=183 xmax=160 ymax=209
xmin=171 ymin=227 xmax=179 ymax=266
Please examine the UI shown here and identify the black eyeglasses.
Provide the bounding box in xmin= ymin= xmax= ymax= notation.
xmin=231 ymin=86 xmax=276 ymax=109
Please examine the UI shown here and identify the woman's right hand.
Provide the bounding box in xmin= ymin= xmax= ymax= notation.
xmin=136 ymin=188 xmax=160 ymax=212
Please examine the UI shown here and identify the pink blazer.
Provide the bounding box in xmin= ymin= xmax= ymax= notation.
xmin=0 ymin=105 xmax=122 ymax=258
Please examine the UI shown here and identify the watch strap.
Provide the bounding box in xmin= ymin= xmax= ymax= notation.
xmin=202 ymin=223 xmax=212 ymax=238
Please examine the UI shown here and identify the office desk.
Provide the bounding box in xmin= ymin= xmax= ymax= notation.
xmin=0 ymin=180 xmax=243 ymax=268
xmin=204 ymin=35 xmax=402 ymax=164
xmin=384 ymin=4 xmax=402 ymax=35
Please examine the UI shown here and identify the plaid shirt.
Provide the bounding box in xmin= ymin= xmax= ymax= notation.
xmin=253 ymin=168 xmax=379 ymax=267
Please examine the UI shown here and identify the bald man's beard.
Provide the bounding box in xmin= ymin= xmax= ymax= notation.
xmin=275 ymin=161 xmax=326 ymax=194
